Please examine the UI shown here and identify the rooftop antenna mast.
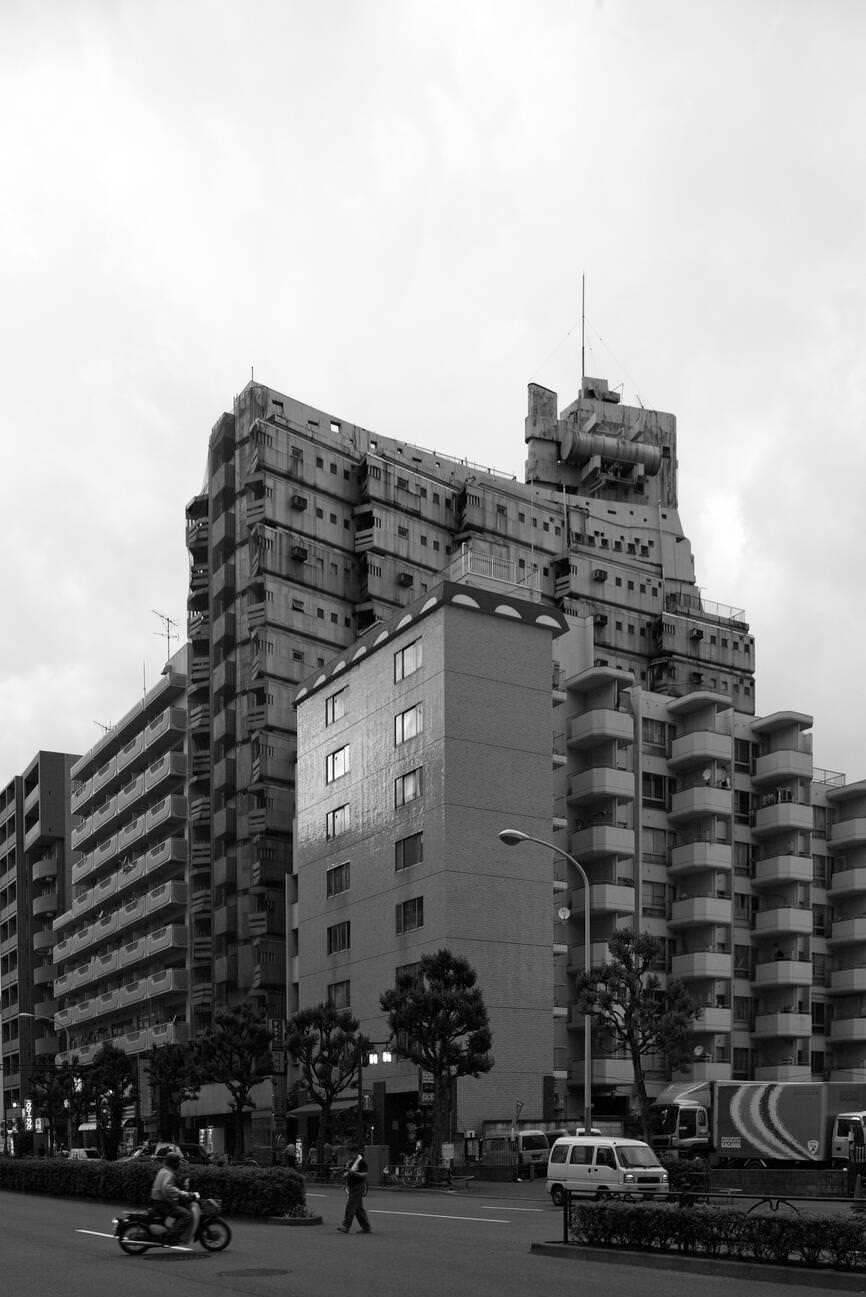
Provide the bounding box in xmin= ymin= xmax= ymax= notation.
xmin=581 ymin=273 xmax=586 ymax=384
xmin=93 ymin=721 xmax=111 ymax=734
xmin=152 ymin=609 xmax=179 ymax=661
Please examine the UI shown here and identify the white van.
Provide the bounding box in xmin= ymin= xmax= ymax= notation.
xmin=481 ymin=1129 xmax=550 ymax=1177
xmin=546 ymin=1136 xmax=669 ymax=1206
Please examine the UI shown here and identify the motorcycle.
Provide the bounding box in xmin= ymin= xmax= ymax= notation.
xmin=113 ymin=1194 xmax=231 ymax=1254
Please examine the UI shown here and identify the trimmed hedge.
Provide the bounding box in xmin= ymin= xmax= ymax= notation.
xmin=0 ymin=1156 xmax=306 ymax=1218
xmin=568 ymin=1201 xmax=866 ymax=1271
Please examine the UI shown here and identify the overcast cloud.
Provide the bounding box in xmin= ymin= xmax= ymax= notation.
xmin=2 ymin=0 xmax=864 ymax=782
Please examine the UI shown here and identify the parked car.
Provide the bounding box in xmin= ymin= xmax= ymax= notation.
xmin=121 ymin=1141 xmax=211 ymax=1165
xmin=68 ymin=1147 xmax=101 ymax=1160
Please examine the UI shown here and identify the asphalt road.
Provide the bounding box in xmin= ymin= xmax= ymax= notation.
xmin=0 ymin=1181 xmax=853 ymax=1297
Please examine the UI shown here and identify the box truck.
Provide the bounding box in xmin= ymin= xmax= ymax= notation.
xmin=650 ymin=1080 xmax=866 ymax=1165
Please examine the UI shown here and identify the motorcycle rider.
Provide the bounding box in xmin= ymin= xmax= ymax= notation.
xmin=150 ymin=1151 xmax=199 ymax=1243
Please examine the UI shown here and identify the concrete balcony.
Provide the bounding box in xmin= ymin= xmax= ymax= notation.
xmin=586 ymin=882 xmax=636 ymax=914
xmin=753 ymin=1064 xmax=810 ymax=1081
xmin=830 ymin=818 xmax=866 ymax=851
xmin=753 ymin=750 xmax=813 ymax=785
xmin=753 ymin=906 xmax=813 ymax=938
xmin=150 ymin=1020 xmax=191 ymax=1048
xmin=752 ymin=801 xmax=813 ymax=839
xmin=145 ymin=794 xmax=186 ymax=835
xmin=753 ymin=1012 xmax=811 ymax=1037
xmin=118 ymin=937 xmax=148 ymax=970
xmin=148 ymin=968 xmax=189 ymax=999
xmin=752 ymin=959 xmax=812 ymax=988
xmin=145 ymin=750 xmax=187 ymax=792
xmin=567 ymin=709 xmax=634 ymax=750
xmin=829 ymin=967 xmax=866 ymax=995
xmin=92 ymin=949 xmax=118 ymax=978
xmin=829 ymin=866 xmax=866 ymax=898
xmin=117 ymin=733 xmax=144 ymax=775
xmin=567 ymin=941 xmax=614 ymax=975
xmin=567 ymin=768 xmax=634 ymax=804
xmin=669 ymin=841 xmax=731 ymax=877
xmin=668 ymin=730 xmax=731 ymax=771
xmin=752 ymin=854 xmax=812 ymax=889
xmin=117 ymin=816 xmax=145 ymax=851
xmin=32 ymin=891 xmax=58 ymax=917
xmin=670 ymin=895 xmax=732 ymax=928
xmin=148 ymin=923 xmax=188 ymax=955
xmin=117 ymin=896 xmax=147 ymax=931
xmin=830 ymin=1018 xmax=866 ymax=1043
xmin=32 ymin=855 xmax=59 ymax=883
xmin=669 ymin=786 xmax=732 ymax=823
xmin=827 ymin=917 xmax=866 ymax=945
xmin=32 ymin=928 xmax=54 ymax=952
xmin=117 ymin=775 xmax=146 ymax=815
xmin=146 ymin=881 xmax=187 ymax=915
xmin=145 ymin=705 xmax=186 ymax=752
xmin=671 ymin=951 xmax=732 ymax=980
xmin=92 ymin=756 xmax=117 ymax=794
xmin=117 ymin=978 xmax=148 ymax=1007
xmin=146 ymin=836 xmax=187 ymax=872
xmin=589 ymin=1058 xmax=635 ymax=1086
xmin=692 ymin=1006 xmax=732 ymax=1032
xmin=569 ymin=825 xmax=634 ymax=861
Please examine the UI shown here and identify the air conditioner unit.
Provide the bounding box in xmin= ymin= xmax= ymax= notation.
xmin=690 ymin=628 xmax=703 ymax=640
xmin=593 ymin=614 xmax=608 ymax=627
xmin=397 ymin=572 xmax=414 ymax=587
xmin=592 ymin=568 xmax=608 ymax=581
xmin=290 ymin=544 xmax=308 ymax=561
xmin=291 ymin=494 xmax=308 ymax=510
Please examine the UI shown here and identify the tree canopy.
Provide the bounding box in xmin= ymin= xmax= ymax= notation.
xmin=195 ymin=1001 xmax=273 ymax=1158
xmin=572 ymin=928 xmax=701 ymax=1139
xmin=147 ymin=1041 xmax=202 ymax=1143
xmin=286 ymin=1002 xmax=362 ymax=1159
xmin=380 ymin=948 xmax=493 ymax=1159
xmin=89 ymin=1040 xmax=136 ymax=1159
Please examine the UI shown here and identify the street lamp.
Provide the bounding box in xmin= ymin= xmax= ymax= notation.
xmin=356 ymin=1041 xmax=392 ymax=1146
xmin=498 ymin=828 xmax=593 ymax=1136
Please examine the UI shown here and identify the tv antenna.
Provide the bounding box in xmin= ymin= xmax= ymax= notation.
xmin=93 ymin=721 xmax=112 ymax=734
xmin=152 ymin=610 xmax=179 ymax=659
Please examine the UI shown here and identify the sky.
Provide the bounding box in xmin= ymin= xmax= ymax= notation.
xmin=2 ymin=0 xmax=865 ymax=783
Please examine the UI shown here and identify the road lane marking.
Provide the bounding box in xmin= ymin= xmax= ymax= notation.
xmin=76 ymin=1230 xmax=193 ymax=1249
xmin=478 ymin=1206 xmax=543 ymax=1212
xmin=368 ymin=1209 xmax=508 ymax=1223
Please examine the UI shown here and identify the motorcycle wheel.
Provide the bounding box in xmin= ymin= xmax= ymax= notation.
xmin=199 ymin=1218 xmax=231 ymax=1252
xmin=118 ymin=1222 xmax=153 ymax=1255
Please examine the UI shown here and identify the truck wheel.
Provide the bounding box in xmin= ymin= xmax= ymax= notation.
xmin=550 ymin=1185 xmax=565 ymax=1208
xmin=594 ymin=1188 xmax=610 ymax=1201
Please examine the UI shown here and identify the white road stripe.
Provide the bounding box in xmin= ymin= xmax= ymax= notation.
xmin=368 ymin=1209 xmax=508 ymax=1223
xmin=76 ymin=1229 xmax=192 ymax=1249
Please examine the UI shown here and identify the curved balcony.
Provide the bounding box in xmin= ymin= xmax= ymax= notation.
xmin=32 ymin=891 xmax=58 ymax=917
xmin=116 ymin=858 xmax=147 ymax=896
xmin=92 ymin=834 xmax=118 ymax=869
xmin=582 ymin=882 xmax=635 ymax=914
xmin=828 ymin=917 xmax=866 ymax=945
xmin=752 ymin=854 xmax=812 ymax=889
xmin=72 ymin=776 xmax=93 ymax=812
xmin=753 ymin=906 xmax=813 ymax=938
xmin=567 ymin=768 xmax=634 ymax=804
xmin=754 ymin=1064 xmax=810 ymax=1081
xmin=150 ymin=1020 xmax=191 ymax=1048
xmin=752 ymin=959 xmax=812 ymax=988
xmin=692 ymin=1006 xmax=731 ymax=1032
xmin=145 ymin=794 xmax=186 ymax=835
xmin=149 ymin=968 xmax=189 ymax=998
xmin=149 ymin=923 xmax=188 ymax=955
xmin=146 ymin=881 xmax=187 ymax=915
xmin=669 ymin=786 xmax=731 ymax=823
xmin=589 ymin=1058 xmax=635 ymax=1086
xmin=118 ymin=937 xmax=148 ymax=970
xmin=117 ymin=815 xmax=146 ymax=851
xmin=146 ymin=836 xmax=187 ymax=872
xmin=670 ymin=895 xmax=732 ymax=928
xmin=829 ymin=967 xmax=866 ymax=995
xmin=32 ymin=929 xmax=54 ymax=952
xmin=668 ymin=730 xmax=731 ymax=771
xmin=145 ymin=751 xmax=186 ymax=792
xmin=828 ymin=866 xmax=866 ymax=898
xmin=830 ymin=818 xmax=866 ymax=851
xmin=569 ymin=825 xmax=634 ymax=861
xmin=669 ymin=841 xmax=731 ymax=877
xmin=752 ymin=801 xmax=813 ymax=839
xmin=119 ymin=1028 xmax=153 ymax=1055
xmin=97 ymin=989 xmax=120 ymax=1014
xmin=830 ymin=1018 xmax=866 ymax=1043
xmin=753 ymin=750 xmax=813 ymax=785
xmin=32 ymin=855 xmax=58 ymax=883
xmin=567 ymin=709 xmax=633 ymax=750
xmin=93 ymin=949 xmax=118 ymax=978
xmin=117 ymin=896 xmax=147 ymax=930
xmin=753 ymin=1011 xmax=811 ymax=1037
xmin=671 ymin=951 xmax=731 ymax=979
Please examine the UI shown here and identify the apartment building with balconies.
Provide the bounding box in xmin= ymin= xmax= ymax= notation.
xmin=51 ymin=650 xmax=188 ymax=1140
xmin=0 ymin=750 xmax=78 ymax=1129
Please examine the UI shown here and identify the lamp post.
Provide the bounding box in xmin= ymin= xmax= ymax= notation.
xmin=498 ymin=828 xmax=593 ymax=1136
xmin=356 ymin=1041 xmax=392 ymax=1147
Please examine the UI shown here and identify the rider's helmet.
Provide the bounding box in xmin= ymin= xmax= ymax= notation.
xmin=163 ymin=1152 xmax=182 ymax=1169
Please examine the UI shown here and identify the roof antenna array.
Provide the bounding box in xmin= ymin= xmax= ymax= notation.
xmin=152 ymin=609 xmax=179 ymax=660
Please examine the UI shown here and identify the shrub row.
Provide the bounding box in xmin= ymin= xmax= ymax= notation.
xmin=569 ymin=1201 xmax=866 ymax=1271
xmin=0 ymin=1157 xmax=306 ymax=1218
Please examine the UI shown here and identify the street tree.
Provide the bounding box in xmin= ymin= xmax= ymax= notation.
xmin=286 ymin=1003 xmax=363 ymax=1165
xmin=27 ymin=1064 xmax=68 ymax=1155
xmin=90 ymin=1041 xmax=136 ymax=1159
xmin=380 ymin=948 xmax=493 ymax=1159
xmin=572 ymin=928 xmax=702 ymax=1139
xmin=147 ymin=1042 xmax=201 ymax=1143
xmin=195 ymin=1002 xmax=273 ymax=1159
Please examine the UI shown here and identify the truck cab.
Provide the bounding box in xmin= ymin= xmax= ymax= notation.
xmin=832 ymin=1112 xmax=866 ymax=1165
xmin=650 ymin=1100 xmax=711 ymax=1157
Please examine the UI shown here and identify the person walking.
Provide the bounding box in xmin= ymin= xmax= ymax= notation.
xmin=337 ymin=1141 xmax=372 ymax=1234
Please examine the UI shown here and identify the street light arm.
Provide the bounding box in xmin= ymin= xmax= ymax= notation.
xmin=497 ymin=826 xmax=594 ymax=1136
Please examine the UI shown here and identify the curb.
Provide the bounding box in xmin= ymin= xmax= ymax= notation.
xmin=530 ymin=1242 xmax=866 ymax=1291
